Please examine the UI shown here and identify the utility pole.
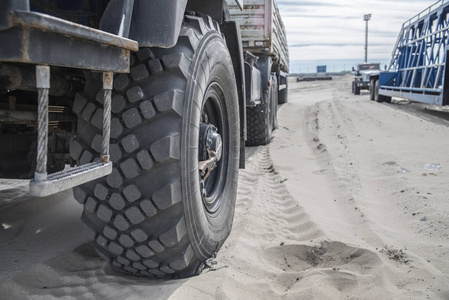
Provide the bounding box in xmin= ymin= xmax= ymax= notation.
xmin=364 ymin=14 xmax=371 ymax=63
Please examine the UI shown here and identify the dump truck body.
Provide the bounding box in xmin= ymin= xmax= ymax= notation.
xmin=226 ymin=0 xmax=289 ymax=73
xmin=225 ymin=0 xmax=289 ymax=147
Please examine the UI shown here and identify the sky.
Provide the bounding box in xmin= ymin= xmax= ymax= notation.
xmin=276 ymin=0 xmax=438 ymax=73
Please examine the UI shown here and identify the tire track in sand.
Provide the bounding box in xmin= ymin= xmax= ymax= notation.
xmin=204 ymin=145 xmax=389 ymax=299
xmin=233 ymin=146 xmax=325 ymax=245
xmin=266 ymin=77 xmax=448 ymax=299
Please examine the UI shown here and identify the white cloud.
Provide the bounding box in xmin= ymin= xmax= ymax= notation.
xmin=278 ymin=0 xmax=437 ymax=65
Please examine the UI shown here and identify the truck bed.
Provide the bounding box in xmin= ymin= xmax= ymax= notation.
xmin=227 ymin=0 xmax=289 ymax=72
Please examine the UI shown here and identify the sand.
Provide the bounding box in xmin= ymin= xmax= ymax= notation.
xmin=1 ymin=75 xmax=448 ymax=299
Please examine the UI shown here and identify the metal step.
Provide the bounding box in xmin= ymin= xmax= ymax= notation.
xmin=29 ymin=162 xmax=112 ymax=197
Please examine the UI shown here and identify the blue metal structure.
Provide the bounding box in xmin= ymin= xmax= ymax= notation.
xmin=379 ymin=0 xmax=449 ymax=105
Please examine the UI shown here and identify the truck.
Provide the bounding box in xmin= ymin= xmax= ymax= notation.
xmin=0 ymin=0 xmax=288 ymax=278
xmin=374 ymin=1 xmax=448 ymax=106
xmin=227 ymin=0 xmax=289 ymax=145
xmin=351 ymin=63 xmax=381 ymax=98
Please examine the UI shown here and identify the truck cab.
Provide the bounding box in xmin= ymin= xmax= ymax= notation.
xmin=352 ymin=63 xmax=381 ymax=97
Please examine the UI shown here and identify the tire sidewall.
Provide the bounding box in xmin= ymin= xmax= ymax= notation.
xmin=355 ymin=82 xmax=360 ymax=95
xmin=369 ymin=79 xmax=375 ymax=100
xmin=182 ymin=32 xmax=239 ymax=260
xmin=266 ymin=87 xmax=273 ymax=143
xmin=272 ymin=76 xmax=278 ymax=130
xmin=278 ymin=79 xmax=288 ymax=104
xmin=374 ymin=79 xmax=381 ymax=102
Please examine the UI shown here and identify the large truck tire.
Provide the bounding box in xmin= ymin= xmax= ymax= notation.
xmin=278 ymin=79 xmax=288 ymax=104
xmin=382 ymin=95 xmax=392 ymax=103
xmin=374 ymin=79 xmax=380 ymax=101
xmin=272 ymin=75 xmax=279 ymax=130
xmin=246 ymin=84 xmax=275 ymax=146
xmin=246 ymin=102 xmax=272 ymax=146
xmin=70 ymin=13 xmax=240 ymax=278
xmin=369 ymin=79 xmax=376 ymax=100
xmin=354 ymin=82 xmax=361 ymax=95
xmin=374 ymin=80 xmax=391 ymax=103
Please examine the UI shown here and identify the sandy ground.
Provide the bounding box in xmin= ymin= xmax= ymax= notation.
xmin=1 ymin=75 xmax=449 ymax=299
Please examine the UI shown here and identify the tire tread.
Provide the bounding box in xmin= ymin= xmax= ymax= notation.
xmin=71 ymin=13 xmax=232 ymax=278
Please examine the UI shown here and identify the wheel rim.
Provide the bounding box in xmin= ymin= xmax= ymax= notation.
xmin=374 ymin=80 xmax=379 ymax=101
xmin=198 ymin=82 xmax=228 ymax=214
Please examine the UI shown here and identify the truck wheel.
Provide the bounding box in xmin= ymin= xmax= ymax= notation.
xmin=375 ymin=81 xmax=392 ymax=103
xmin=272 ymin=75 xmax=279 ymax=130
xmin=369 ymin=79 xmax=376 ymax=100
xmin=381 ymin=95 xmax=392 ymax=103
xmin=351 ymin=81 xmax=355 ymax=94
xmin=278 ymin=79 xmax=288 ymax=104
xmin=354 ymin=82 xmax=361 ymax=95
xmin=71 ymin=13 xmax=239 ymax=278
xmin=374 ymin=80 xmax=391 ymax=103
xmin=246 ymin=87 xmax=274 ymax=146
xmin=374 ymin=79 xmax=380 ymax=101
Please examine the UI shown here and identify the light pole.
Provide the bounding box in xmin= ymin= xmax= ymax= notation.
xmin=364 ymin=14 xmax=371 ymax=63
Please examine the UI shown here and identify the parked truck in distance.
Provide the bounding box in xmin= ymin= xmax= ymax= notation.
xmin=351 ymin=63 xmax=381 ymax=99
xmin=0 ymin=0 xmax=288 ymax=278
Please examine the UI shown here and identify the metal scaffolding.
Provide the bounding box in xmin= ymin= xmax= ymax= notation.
xmin=379 ymin=0 xmax=449 ymax=105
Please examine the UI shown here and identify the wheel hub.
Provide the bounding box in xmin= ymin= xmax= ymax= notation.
xmin=198 ymin=123 xmax=222 ymax=180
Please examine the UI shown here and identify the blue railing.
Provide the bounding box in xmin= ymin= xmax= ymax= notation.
xmin=381 ymin=0 xmax=449 ymax=105
xmin=403 ymin=0 xmax=448 ymax=28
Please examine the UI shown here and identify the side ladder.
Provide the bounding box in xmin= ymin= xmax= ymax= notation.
xmin=29 ymin=68 xmax=113 ymax=197
xmin=0 ymin=4 xmax=138 ymax=196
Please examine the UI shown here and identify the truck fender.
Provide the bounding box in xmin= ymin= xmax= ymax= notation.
xmin=101 ymin=0 xmax=188 ymax=47
xmin=129 ymin=0 xmax=188 ymax=47
xmin=186 ymin=0 xmax=227 ymax=24
xmin=221 ymin=20 xmax=247 ymax=168
xmin=101 ymin=0 xmax=231 ymax=48
xmin=255 ymin=56 xmax=273 ymax=102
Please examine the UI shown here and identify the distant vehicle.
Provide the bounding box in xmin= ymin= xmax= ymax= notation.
xmin=351 ymin=63 xmax=381 ymax=99
xmin=375 ymin=1 xmax=449 ymax=106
